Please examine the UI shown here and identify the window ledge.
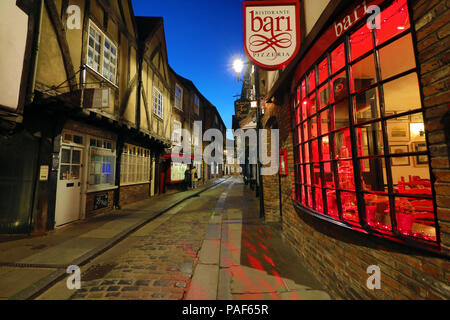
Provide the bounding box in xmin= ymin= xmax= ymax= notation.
xmin=120 ymin=181 xmax=151 ymax=187
xmin=86 ymin=65 xmax=118 ymax=89
xmin=87 ymin=185 xmax=118 ymax=193
xmin=292 ymin=201 xmax=442 ymax=255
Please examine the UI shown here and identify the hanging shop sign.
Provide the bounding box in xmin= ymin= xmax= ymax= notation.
xmin=243 ymin=0 xmax=301 ymax=70
xmin=83 ymin=88 xmax=110 ymax=109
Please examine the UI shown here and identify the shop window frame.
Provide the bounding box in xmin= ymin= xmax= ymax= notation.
xmin=291 ymin=0 xmax=440 ymax=252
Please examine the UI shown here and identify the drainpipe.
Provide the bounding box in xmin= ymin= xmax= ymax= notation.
xmin=27 ymin=0 xmax=44 ymax=104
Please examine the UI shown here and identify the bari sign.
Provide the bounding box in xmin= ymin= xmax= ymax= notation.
xmin=243 ymin=0 xmax=300 ymax=70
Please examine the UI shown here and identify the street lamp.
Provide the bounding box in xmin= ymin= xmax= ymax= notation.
xmin=232 ymin=58 xmax=265 ymax=219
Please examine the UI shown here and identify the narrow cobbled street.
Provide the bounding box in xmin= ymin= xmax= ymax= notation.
xmin=36 ymin=177 xmax=329 ymax=300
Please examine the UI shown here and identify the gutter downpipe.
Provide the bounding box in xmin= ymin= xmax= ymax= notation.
xmin=27 ymin=0 xmax=44 ymax=104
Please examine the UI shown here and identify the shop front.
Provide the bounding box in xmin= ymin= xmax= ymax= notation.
xmin=160 ymin=153 xmax=196 ymax=193
xmin=55 ymin=122 xmax=117 ymax=227
xmin=264 ymin=0 xmax=450 ymax=299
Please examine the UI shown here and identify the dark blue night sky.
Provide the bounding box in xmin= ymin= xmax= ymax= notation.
xmin=131 ymin=0 xmax=246 ymax=132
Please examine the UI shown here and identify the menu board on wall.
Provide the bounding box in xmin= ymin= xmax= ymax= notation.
xmin=171 ymin=162 xmax=187 ymax=182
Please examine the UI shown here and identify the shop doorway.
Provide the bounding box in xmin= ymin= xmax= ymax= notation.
xmin=55 ymin=146 xmax=83 ymax=226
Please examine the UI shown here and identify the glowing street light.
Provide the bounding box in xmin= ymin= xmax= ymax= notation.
xmin=232 ymin=58 xmax=245 ymax=74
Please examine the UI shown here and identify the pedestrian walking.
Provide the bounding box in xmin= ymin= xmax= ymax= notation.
xmin=191 ymin=166 xmax=198 ymax=189
xmin=184 ymin=166 xmax=191 ymax=191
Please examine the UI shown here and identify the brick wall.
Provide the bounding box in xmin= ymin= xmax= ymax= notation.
xmin=260 ymin=0 xmax=450 ymax=299
xmin=86 ymin=190 xmax=114 ymax=217
xmin=412 ymin=0 xmax=450 ymax=256
xmin=119 ymin=183 xmax=151 ymax=206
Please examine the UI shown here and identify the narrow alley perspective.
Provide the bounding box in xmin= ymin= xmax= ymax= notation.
xmin=0 ymin=177 xmax=329 ymax=301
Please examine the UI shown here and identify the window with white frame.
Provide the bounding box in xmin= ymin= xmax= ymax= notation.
xmin=153 ymin=87 xmax=164 ymax=119
xmin=194 ymin=95 xmax=200 ymax=115
xmin=87 ymin=21 xmax=117 ymax=84
xmin=175 ymin=84 xmax=183 ymax=110
xmin=172 ymin=120 xmax=182 ymax=144
xmin=88 ymin=138 xmax=116 ymax=189
xmin=120 ymin=144 xmax=151 ymax=185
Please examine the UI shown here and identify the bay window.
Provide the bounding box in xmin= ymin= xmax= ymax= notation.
xmin=292 ymin=0 xmax=437 ymax=247
xmin=87 ymin=21 xmax=117 ymax=84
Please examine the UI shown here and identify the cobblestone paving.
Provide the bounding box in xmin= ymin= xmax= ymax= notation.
xmin=70 ymin=190 xmax=222 ymax=300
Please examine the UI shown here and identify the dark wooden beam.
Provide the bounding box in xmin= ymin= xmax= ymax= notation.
xmin=44 ymin=0 xmax=78 ymax=91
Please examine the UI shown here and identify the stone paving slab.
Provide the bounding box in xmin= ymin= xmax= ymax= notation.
xmin=184 ymin=263 xmax=219 ymax=300
xmin=0 ymin=267 xmax=55 ymax=299
xmin=198 ymin=239 xmax=220 ymax=265
xmin=18 ymin=237 xmax=106 ymax=265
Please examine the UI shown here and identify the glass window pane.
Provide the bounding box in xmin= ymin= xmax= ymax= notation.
xmin=314 ymin=188 xmax=324 ymax=213
xmin=318 ymin=58 xmax=328 ymax=85
xmin=335 ymin=129 xmax=352 ymax=159
xmin=301 ymin=79 xmax=307 ymax=99
xmin=331 ymin=43 xmax=345 ymax=75
xmin=303 ymin=143 xmax=310 ymax=163
xmin=302 ymin=122 xmax=309 ymax=142
xmin=356 ymin=122 xmax=384 ymax=157
xmin=391 ymin=157 xmax=431 ymax=195
xmin=319 ymin=109 xmax=330 ymax=135
xmin=332 ymin=72 xmax=348 ymax=103
xmin=324 ymin=161 xmax=335 ymax=188
xmin=308 ymin=69 xmax=316 ymax=93
xmin=311 ymin=139 xmax=319 ymax=163
xmin=326 ymin=189 xmax=339 ymax=218
xmin=312 ymin=163 xmax=321 ymax=187
xmin=72 ymin=165 xmax=80 ymax=179
xmin=61 ymin=149 xmax=71 ymax=164
xmin=318 ymin=84 xmax=331 ymax=110
xmin=310 ymin=116 xmax=318 ymax=139
xmin=301 ymin=99 xmax=307 ymax=120
xmin=337 ymin=160 xmax=355 ymax=190
xmin=321 ymin=135 xmax=331 ymax=161
xmin=360 ymin=158 xmax=388 ymax=192
xmin=350 ymin=24 xmax=373 ymax=61
xmin=383 ymin=73 xmax=422 ymax=115
xmin=376 ymin=0 xmax=410 ymax=45
xmin=334 ymin=100 xmax=350 ymax=130
xmin=395 ymin=197 xmax=436 ymax=241
xmin=306 ymin=186 xmax=312 ymax=207
xmin=355 ymin=87 xmax=380 ymax=123
xmin=365 ymin=194 xmax=391 ymax=230
xmin=341 ymin=191 xmax=358 ymax=222
xmin=60 ymin=165 xmax=70 ymax=180
xmin=296 ymin=107 xmax=301 ymax=125
xmin=386 ymin=116 xmax=410 ymax=145
xmin=308 ymin=93 xmax=317 ymax=116
xmin=351 ymin=54 xmax=377 ymax=93
xmin=72 ymin=150 xmax=81 ymax=164
xmin=379 ymin=34 xmax=416 ymax=80
xmin=305 ymin=164 xmax=311 ymax=185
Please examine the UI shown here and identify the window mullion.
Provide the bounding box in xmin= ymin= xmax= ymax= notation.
xmin=372 ymin=26 xmax=398 ymax=234
xmin=344 ymin=34 xmax=366 ymax=227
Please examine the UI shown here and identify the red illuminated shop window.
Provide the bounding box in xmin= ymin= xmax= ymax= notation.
xmin=292 ymin=0 xmax=438 ymax=250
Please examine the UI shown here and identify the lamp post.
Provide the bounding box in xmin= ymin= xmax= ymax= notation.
xmin=232 ymin=58 xmax=265 ymax=219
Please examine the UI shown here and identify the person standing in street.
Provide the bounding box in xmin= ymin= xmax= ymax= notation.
xmin=184 ymin=166 xmax=191 ymax=191
xmin=191 ymin=166 xmax=198 ymax=189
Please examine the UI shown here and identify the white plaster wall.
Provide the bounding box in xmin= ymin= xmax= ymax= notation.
xmin=304 ymin=0 xmax=331 ymax=35
xmin=0 ymin=1 xmax=28 ymax=110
